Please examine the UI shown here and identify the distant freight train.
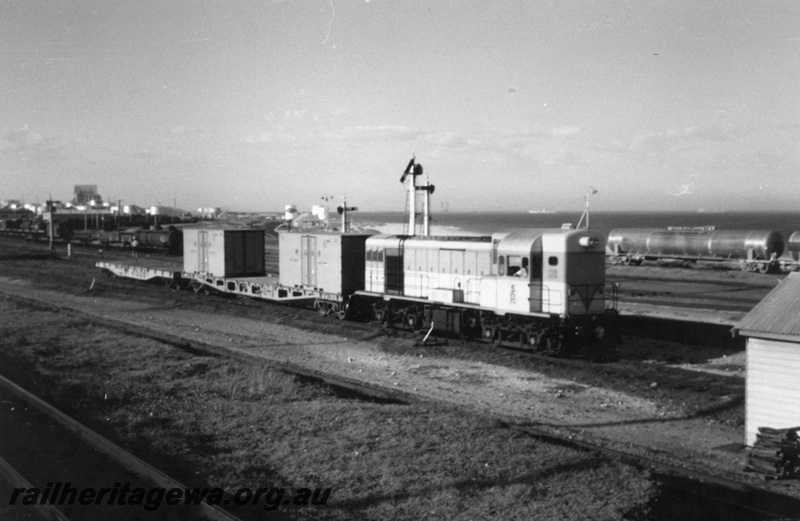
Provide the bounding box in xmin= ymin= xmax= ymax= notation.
xmin=0 ymin=217 xmax=182 ymax=254
xmin=607 ymin=227 xmax=785 ymax=273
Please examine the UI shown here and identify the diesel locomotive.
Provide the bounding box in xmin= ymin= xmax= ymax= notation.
xmin=349 ymin=227 xmax=615 ymax=355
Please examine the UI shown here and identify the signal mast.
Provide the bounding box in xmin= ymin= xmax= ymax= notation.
xmin=400 ymin=156 xmax=435 ymax=236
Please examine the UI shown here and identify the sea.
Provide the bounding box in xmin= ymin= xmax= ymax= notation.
xmin=355 ymin=211 xmax=800 ymax=242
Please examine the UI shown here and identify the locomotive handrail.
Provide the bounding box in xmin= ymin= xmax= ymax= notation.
xmin=605 ymin=282 xmax=619 ymax=311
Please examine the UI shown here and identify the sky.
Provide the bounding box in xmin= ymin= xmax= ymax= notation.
xmin=1 ymin=1 xmax=799 ymax=213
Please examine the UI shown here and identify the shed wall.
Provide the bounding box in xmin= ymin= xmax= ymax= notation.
xmin=746 ymin=337 xmax=800 ymax=445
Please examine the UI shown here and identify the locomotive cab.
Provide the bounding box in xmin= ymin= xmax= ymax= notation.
xmin=480 ymin=229 xmax=606 ymax=317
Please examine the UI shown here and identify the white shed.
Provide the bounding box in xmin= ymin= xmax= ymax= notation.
xmin=735 ymin=273 xmax=800 ymax=446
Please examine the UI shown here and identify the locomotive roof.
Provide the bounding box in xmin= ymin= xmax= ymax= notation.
xmin=497 ymin=228 xmax=605 ymax=255
xmin=367 ymin=234 xmax=492 ymax=242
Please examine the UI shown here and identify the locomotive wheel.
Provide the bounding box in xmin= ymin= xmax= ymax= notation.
xmin=406 ymin=314 xmax=417 ymax=330
xmin=756 ymin=263 xmax=770 ymax=274
xmin=493 ymin=330 xmax=504 ymax=346
xmin=621 ymin=257 xmax=632 ymax=266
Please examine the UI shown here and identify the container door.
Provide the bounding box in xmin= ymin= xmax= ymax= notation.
xmin=198 ymin=231 xmax=209 ymax=273
xmin=385 ymin=246 xmax=404 ymax=295
xmin=301 ymin=235 xmax=317 ymax=286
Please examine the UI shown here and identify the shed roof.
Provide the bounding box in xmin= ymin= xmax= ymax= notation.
xmin=735 ymin=273 xmax=800 ymax=341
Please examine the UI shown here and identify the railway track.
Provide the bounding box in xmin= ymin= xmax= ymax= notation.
xmin=0 ymin=374 xmax=242 ymax=521
xmin=609 ymin=268 xmax=778 ymax=316
xmin=2 ymin=291 xmax=799 ymax=519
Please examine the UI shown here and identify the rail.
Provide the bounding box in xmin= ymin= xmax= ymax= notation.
xmin=0 ymin=373 xmax=243 ymax=521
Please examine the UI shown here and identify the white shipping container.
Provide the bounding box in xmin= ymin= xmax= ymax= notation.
xmin=183 ymin=228 xmax=265 ymax=277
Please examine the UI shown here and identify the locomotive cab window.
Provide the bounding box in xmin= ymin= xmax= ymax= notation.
xmin=507 ymin=255 xmax=528 ymax=278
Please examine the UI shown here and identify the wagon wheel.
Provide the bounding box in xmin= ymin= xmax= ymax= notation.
xmin=756 ymin=263 xmax=770 ymax=274
xmin=621 ymin=257 xmax=632 ymax=266
xmin=316 ymin=301 xmax=331 ymax=316
xmin=480 ymin=326 xmax=493 ymax=343
xmin=190 ymin=280 xmax=204 ymax=294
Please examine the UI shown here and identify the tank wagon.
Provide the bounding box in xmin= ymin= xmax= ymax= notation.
xmin=787 ymin=232 xmax=800 ymax=263
xmin=133 ymin=227 xmax=183 ymax=254
xmin=608 ymin=227 xmax=784 ymax=273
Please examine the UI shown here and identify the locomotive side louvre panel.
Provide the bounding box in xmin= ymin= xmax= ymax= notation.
xmin=385 ymin=246 xmax=404 ymax=295
xmin=364 ymin=235 xmax=395 ymax=293
xmin=399 ymin=237 xmax=492 ymax=304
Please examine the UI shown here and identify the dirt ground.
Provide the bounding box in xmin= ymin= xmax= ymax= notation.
xmin=1 ymin=236 xmax=798 ymax=504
